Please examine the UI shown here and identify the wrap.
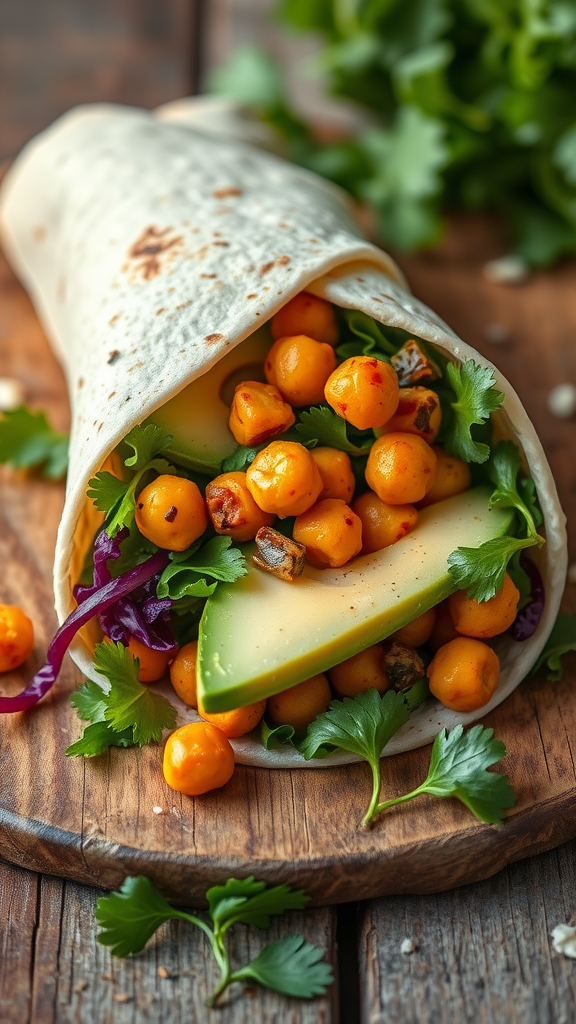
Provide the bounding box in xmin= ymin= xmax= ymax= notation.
xmin=0 ymin=99 xmax=567 ymax=768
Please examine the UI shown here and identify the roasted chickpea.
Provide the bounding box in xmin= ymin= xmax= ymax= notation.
xmin=427 ymin=637 xmax=500 ymax=712
xmin=267 ymin=673 xmax=332 ymax=732
xmin=197 ymin=696 xmax=267 ymax=738
xmin=311 ymin=447 xmax=355 ymax=503
xmin=449 ymin=573 xmax=520 ymax=639
xmin=324 ymin=356 xmax=399 ymax=430
xmin=126 ymin=636 xmax=172 ymax=683
xmin=169 ymin=641 xmax=198 ymax=707
xmin=206 ymin=471 xmax=274 ymax=542
xmin=428 ymin=599 xmax=459 ymax=652
xmin=135 ymin=475 xmax=207 ymax=551
xmin=265 ymin=334 xmax=337 ymax=407
xmin=246 ymin=441 xmax=323 ymax=517
xmin=163 ymin=722 xmax=235 ymax=795
xmin=0 ymin=604 xmax=34 ymax=672
xmin=419 ymin=446 xmax=471 ymax=507
xmin=352 ymin=490 xmax=418 ymax=554
xmin=379 ymin=386 xmax=441 ymax=443
xmin=391 ymin=608 xmax=436 ymax=648
xmin=328 ymin=644 xmax=390 ymax=697
xmin=271 ymin=292 xmax=338 ymax=346
xmin=228 ymin=380 xmax=295 ymax=447
xmin=365 ymin=432 xmax=437 ymax=505
xmin=293 ymin=498 xmax=363 ymax=569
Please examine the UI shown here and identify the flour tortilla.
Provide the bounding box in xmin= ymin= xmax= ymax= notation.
xmin=0 ymin=100 xmax=566 ymax=768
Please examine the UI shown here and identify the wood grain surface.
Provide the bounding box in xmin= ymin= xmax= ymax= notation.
xmin=1 ymin=221 xmax=576 ymax=907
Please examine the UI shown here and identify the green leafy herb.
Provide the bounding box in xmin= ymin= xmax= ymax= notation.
xmin=529 ymin=613 xmax=576 ymax=681
xmin=95 ymin=874 xmax=332 ymax=1007
xmin=300 ymin=684 xmax=428 ymax=827
xmin=66 ymin=641 xmax=176 ymax=756
xmin=261 ymin=719 xmax=297 ymax=750
xmin=294 ymin=405 xmax=374 ymax=455
xmin=221 ymin=444 xmax=260 ymax=473
xmin=448 ymin=440 xmax=544 ymax=602
xmin=375 ymin=725 xmax=516 ymax=825
xmin=0 ymin=406 xmax=69 ymax=479
xmin=335 ymin=309 xmax=396 ymax=362
xmin=156 ymin=536 xmax=247 ymax=601
xmin=443 ymin=361 xmax=504 ymax=464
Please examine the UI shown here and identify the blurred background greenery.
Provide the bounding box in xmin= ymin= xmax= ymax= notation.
xmin=210 ymin=0 xmax=576 ymax=267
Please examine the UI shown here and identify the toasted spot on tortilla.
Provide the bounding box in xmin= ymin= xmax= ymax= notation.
xmin=78 ymin=377 xmax=84 ymax=389
xmin=213 ymin=241 xmax=230 ymax=247
xmin=108 ymin=391 xmax=116 ymax=400
xmin=260 ymin=255 xmax=291 ymax=275
xmin=213 ymin=187 xmax=242 ymax=199
xmin=32 ymin=225 xmax=47 ymax=242
xmin=108 ymin=314 xmax=120 ymax=326
xmin=246 ymin=293 xmax=257 ymax=300
xmin=156 ymin=307 xmax=166 ymax=315
xmin=127 ymin=225 xmax=183 ymax=281
xmin=205 ymin=333 xmax=224 ymax=344
xmin=201 ymin=273 xmax=217 ymax=279
xmin=107 ymin=350 xmax=121 ymax=365
xmin=371 ymin=296 xmax=383 ymax=303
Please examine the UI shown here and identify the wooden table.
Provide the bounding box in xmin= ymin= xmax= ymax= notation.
xmin=2 ymin=215 xmax=576 ymax=1022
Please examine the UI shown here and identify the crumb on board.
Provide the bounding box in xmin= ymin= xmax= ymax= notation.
xmin=400 ymin=937 xmax=417 ymax=954
xmin=483 ymin=255 xmax=529 ymax=285
xmin=548 ymin=383 xmax=576 ymax=419
xmin=551 ymin=923 xmax=576 ymax=958
xmin=152 ymin=805 xmax=164 ymax=815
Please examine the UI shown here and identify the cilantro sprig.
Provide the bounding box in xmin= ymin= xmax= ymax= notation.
xmin=448 ymin=440 xmax=545 ymax=602
xmin=95 ymin=874 xmax=333 ymax=1007
xmin=0 ymin=406 xmax=69 ymax=479
xmin=529 ymin=613 xmax=576 ymax=681
xmin=157 ymin=535 xmax=247 ymax=600
xmin=66 ymin=641 xmax=176 ymax=756
xmin=335 ymin=309 xmax=396 ymax=362
xmin=443 ymin=361 xmax=504 ymax=464
xmin=293 ymin=405 xmax=374 ymax=455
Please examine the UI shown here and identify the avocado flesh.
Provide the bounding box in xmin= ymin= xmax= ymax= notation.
xmin=198 ymin=487 xmax=514 ymax=712
xmin=146 ymin=326 xmax=272 ymax=474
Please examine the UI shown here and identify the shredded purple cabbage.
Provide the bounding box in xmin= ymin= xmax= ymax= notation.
xmin=510 ymin=557 xmax=545 ymax=642
xmin=0 ymin=543 xmax=170 ymax=714
xmin=74 ymin=529 xmax=176 ymax=653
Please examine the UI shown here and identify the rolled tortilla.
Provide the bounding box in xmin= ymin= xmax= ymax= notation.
xmin=0 ymin=100 xmax=567 ymax=768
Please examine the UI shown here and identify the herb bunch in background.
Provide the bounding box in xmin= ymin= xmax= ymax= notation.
xmin=212 ymin=0 xmax=576 ymax=266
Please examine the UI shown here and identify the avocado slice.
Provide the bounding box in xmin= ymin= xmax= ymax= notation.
xmin=146 ymin=325 xmax=272 ymax=474
xmin=198 ymin=488 xmax=514 ymax=712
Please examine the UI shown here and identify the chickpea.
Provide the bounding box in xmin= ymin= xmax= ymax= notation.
xmin=379 ymin=386 xmax=441 ymax=443
xmin=206 ymin=471 xmax=274 ymax=542
xmin=293 ymin=498 xmax=363 ymax=569
xmin=135 ymin=475 xmax=207 ymax=551
xmin=0 ymin=604 xmax=34 ymax=672
xmin=324 ymin=356 xmax=399 ymax=430
xmin=228 ymin=380 xmax=295 ymax=447
xmin=427 ymin=637 xmax=500 ymax=712
xmin=246 ymin=441 xmax=323 ymax=517
xmin=352 ymin=490 xmax=418 ymax=554
xmin=163 ymin=722 xmax=235 ymax=795
xmin=365 ymin=432 xmax=437 ymax=505
xmin=449 ymin=573 xmax=520 ymax=639
xmin=265 ymin=334 xmax=337 ymax=407
xmin=418 ymin=446 xmax=471 ymax=507
xmin=197 ymin=696 xmax=267 ymax=738
xmin=328 ymin=644 xmax=390 ymax=697
xmin=428 ymin=599 xmax=459 ymax=652
xmin=391 ymin=608 xmax=436 ymax=648
xmin=271 ymin=291 xmax=339 ymax=346
xmin=125 ymin=636 xmax=172 ymax=683
xmin=267 ymin=673 xmax=332 ymax=732
xmin=169 ymin=641 xmax=198 ymax=707
xmin=311 ymin=447 xmax=355 ymax=503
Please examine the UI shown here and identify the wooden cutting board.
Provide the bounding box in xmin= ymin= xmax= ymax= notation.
xmin=1 ymin=218 xmax=576 ymax=907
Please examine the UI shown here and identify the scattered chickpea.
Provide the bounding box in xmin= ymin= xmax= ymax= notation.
xmin=0 ymin=604 xmax=34 ymax=672
xmin=352 ymin=490 xmax=418 ymax=554
xmin=293 ymin=498 xmax=363 ymax=569
xmin=311 ymin=447 xmax=355 ymax=503
xmin=267 ymin=674 xmax=332 ymax=732
xmin=379 ymin=386 xmax=441 ymax=443
xmin=428 ymin=599 xmax=459 ymax=652
xmin=328 ymin=644 xmax=390 ymax=697
xmin=391 ymin=608 xmax=436 ymax=648
xmin=418 ymin=446 xmax=471 ymax=507
xmin=271 ymin=292 xmax=339 ymax=346
xmin=163 ymin=722 xmax=235 ymax=795
xmin=206 ymin=471 xmax=274 ymax=542
xmin=324 ymin=356 xmax=400 ymax=430
xmin=427 ymin=637 xmax=500 ymax=712
xmin=246 ymin=441 xmax=323 ymax=517
xmin=135 ymin=475 xmax=207 ymax=551
xmin=365 ymin=432 xmax=437 ymax=505
xmin=197 ymin=696 xmax=267 ymax=738
xmin=265 ymin=334 xmax=337 ymax=406
xmin=169 ymin=641 xmax=198 ymax=707
xmin=228 ymin=380 xmax=295 ymax=447
xmin=449 ymin=573 xmax=520 ymax=639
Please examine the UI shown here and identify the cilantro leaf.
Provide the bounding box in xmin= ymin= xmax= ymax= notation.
xmin=233 ymin=934 xmax=333 ymax=998
xmin=0 ymin=406 xmax=69 ymax=479
xmin=156 ymin=536 xmax=246 ymax=601
xmin=261 ymin=719 xmax=297 ymax=750
xmin=86 ymin=472 xmax=126 ymax=515
xmin=65 ymin=721 xmax=134 ymax=757
xmin=95 ymin=876 xmax=185 ymax=957
xmin=447 ymin=534 xmax=528 ymax=603
xmin=94 ymin=641 xmax=176 ymax=744
xmin=123 ymin=424 xmax=173 ymax=470
xmin=443 ymin=360 xmax=504 ymax=464
xmin=335 ymin=309 xmax=395 ymax=362
xmin=294 ymin=405 xmax=374 ymax=455
xmin=488 ymin=441 xmax=539 ymax=539
xmin=529 ymin=613 xmax=576 ymax=681
xmin=70 ymin=678 xmax=108 ymax=723
xmin=221 ymin=445 xmax=259 ymax=473
xmin=207 ymin=877 xmax=309 ymax=931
